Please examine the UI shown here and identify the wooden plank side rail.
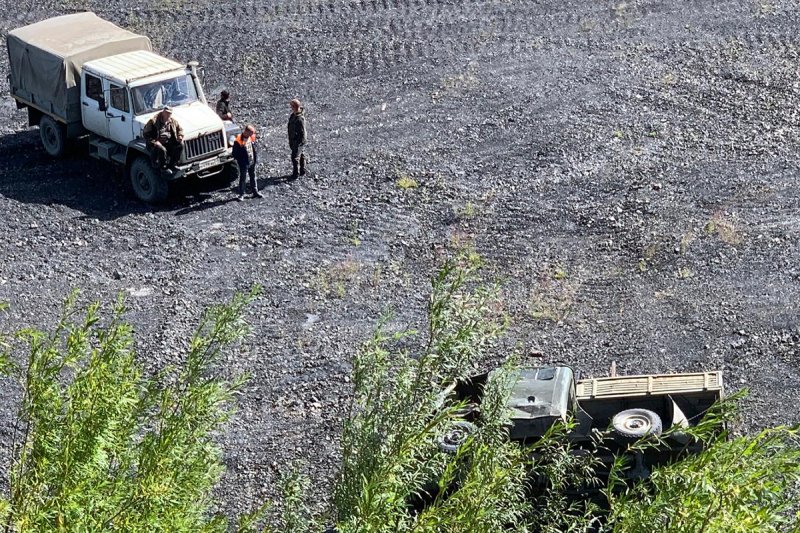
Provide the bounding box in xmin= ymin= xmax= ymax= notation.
xmin=576 ymin=371 xmax=723 ymax=400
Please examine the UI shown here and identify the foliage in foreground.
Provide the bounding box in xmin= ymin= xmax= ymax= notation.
xmin=332 ymin=253 xmax=534 ymax=532
xmin=2 ymin=258 xmax=800 ymax=533
xmin=607 ymin=414 xmax=800 ymax=533
xmin=0 ymin=290 xmax=257 ymax=532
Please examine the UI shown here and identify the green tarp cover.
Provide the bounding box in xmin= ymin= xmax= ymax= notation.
xmin=7 ymin=12 xmax=151 ymax=123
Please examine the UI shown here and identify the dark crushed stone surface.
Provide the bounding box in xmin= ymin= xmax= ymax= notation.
xmin=1 ymin=0 xmax=799 ymax=516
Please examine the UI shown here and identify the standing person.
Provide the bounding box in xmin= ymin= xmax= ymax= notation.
xmin=232 ymin=124 xmax=263 ymax=201
xmin=143 ymin=105 xmax=184 ymax=172
xmin=287 ymin=98 xmax=307 ymax=180
xmin=216 ymin=90 xmax=232 ymax=121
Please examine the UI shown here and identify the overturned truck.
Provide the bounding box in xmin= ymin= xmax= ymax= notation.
xmin=442 ymin=366 xmax=724 ymax=482
xmin=7 ymin=12 xmax=238 ymax=203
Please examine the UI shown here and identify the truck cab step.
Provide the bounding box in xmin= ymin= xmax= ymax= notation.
xmin=89 ymin=138 xmax=121 ymax=162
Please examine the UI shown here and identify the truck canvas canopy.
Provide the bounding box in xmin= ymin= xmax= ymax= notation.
xmin=7 ymin=12 xmax=151 ymax=124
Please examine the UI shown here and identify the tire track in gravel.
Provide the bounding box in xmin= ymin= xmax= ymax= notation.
xmin=139 ymin=0 xmax=606 ymax=81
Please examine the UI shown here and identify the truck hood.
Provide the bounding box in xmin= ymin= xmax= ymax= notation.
xmin=135 ymin=102 xmax=224 ymax=140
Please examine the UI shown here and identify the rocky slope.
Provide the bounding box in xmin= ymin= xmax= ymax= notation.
xmin=0 ymin=0 xmax=798 ymax=516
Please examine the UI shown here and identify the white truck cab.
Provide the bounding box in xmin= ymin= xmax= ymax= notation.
xmin=7 ymin=13 xmax=238 ymax=203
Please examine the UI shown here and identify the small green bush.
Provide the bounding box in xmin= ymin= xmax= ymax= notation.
xmin=332 ymin=253 xmax=533 ymax=532
xmin=0 ymin=290 xmax=257 ymax=532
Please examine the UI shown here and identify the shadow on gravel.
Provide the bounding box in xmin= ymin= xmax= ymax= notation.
xmin=0 ymin=130 xmax=145 ymax=221
xmin=260 ymin=175 xmax=296 ymax=187
xmin=174 ymin=197 xmax=238 ymax=216
xmin=0 ymin=130 xmax=246 ymax=219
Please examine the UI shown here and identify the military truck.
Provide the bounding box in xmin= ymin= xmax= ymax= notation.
xmin=6 ymin=12 xmax=238 ymax=203
xmin=440 ymin=366 xmax=724 ymax=479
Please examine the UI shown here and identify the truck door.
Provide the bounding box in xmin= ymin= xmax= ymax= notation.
xmin=106 ymin=83 xmax=133 ymax=146
xmin=81 ymin=73 xmax=109 ymax=137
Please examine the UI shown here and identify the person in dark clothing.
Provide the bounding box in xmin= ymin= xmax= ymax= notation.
xmin=232 ymin=124 xmax=262 ymax=201
xmin=216 ymin=90 xmax=232 ymax=120
xmin=143 ymin=106 xmax=184 ymax=171
xmin=287 ymin=98 xmax=307 ymax=180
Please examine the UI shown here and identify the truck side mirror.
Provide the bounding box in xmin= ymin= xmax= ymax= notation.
xmin=98 ymin=97 xmax=107 ymax=112
xmin=187 ymin=60 xmax=204 ymax=82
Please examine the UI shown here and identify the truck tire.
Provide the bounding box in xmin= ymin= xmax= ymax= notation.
xmin=39 ymin=115 xmax=66 ymax=157
xmin=129 ymin=157 xmax=168 ymax=204
xmin=223 ymin=161 xmax=240 ymax=186
xmin=612 ymin=409 xmax=663 ymax=440
xmin=437 ymin=421 xmax=476 ymax=454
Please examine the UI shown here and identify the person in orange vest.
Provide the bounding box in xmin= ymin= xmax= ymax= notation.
xmin=232 ymin=124 xmax=263 ymax=200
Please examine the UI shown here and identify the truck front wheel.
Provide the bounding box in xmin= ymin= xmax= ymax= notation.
xmin=437 ymin=421 xmax=477 ymax=454
xmin=129 ymin=157 xmax=168 ymax=204
xmin=39 ymin=116 xmax=66 ymax=157
xmin=223 ymin=161 xmax=240 ymax=186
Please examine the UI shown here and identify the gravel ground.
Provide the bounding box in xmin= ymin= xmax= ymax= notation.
xmin=1 ymin=0 xmax=799 ymax=518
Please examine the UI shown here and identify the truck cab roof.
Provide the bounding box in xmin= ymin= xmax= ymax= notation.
xmin=83 ymin=50 xmax=185 ymax=86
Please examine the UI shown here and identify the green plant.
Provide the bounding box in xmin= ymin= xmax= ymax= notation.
xmin=313 ymin=260 xmax=361 ymax=299
xmin=458 ymin=201 xmax=478 ymax=220
xmin=529 ymin=264 xmax=579 ymax=322
xmin=332 ymin=253 xmax=531 ymax=532
xmin=396 ymin=173 xmax=419 ymax=190
xmin=607 ymin=393 xmax=800 ymax=532
xmin=242 ymin=465 xmax=320 ymax=533
xmin=348 ymin=221 xmax=362 ymax=247
xmin=432 ymin=63 xmax=480 ymax=102
xmin=525 ymin=420 xmax=604 ymax=532
xmin=704 ymin=211 xmax=743 ymax=246
xmin=0 ymin=289 xmax=258 ymax=532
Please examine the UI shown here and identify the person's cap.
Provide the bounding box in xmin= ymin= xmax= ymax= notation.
xmin=221 ymin=90 xmax=230 ymax=98
xmin=161 ymin=105 xmax=173 ymax=112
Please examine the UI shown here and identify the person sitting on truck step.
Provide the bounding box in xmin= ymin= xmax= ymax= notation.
xmin=143 ymin=105 xmax=184 ymax=172
xmin=216 ymin=91 xmax=233 ymax=121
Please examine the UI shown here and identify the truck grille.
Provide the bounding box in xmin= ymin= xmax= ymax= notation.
xmin=184 ymin=130 xmax=225 ymax=161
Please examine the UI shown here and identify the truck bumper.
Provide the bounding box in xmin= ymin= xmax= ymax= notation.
xmin=168 ymin=153 xmax=232 ymax=181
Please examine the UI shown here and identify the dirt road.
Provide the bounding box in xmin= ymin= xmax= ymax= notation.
xmin=1 ymin=0 xmax=799 ymax=514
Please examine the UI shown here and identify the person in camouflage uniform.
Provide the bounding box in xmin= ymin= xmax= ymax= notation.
xmin=287 ymin=98 xmax=307 ymax=180
xmin=143 ymin=105 xmax=184 ymax=171
xmin=216 ymin=90 xmax=232 ymax=120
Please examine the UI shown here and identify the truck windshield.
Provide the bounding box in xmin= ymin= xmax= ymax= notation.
xmin=131 ymin=75 xmax=199 ymax=115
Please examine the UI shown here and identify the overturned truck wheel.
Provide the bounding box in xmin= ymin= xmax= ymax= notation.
xmin=612 ymin=408 xmax=663 ymax=440
xmin=437 ymin=421 xmax=477 ymax=454
xmin=129 ymin=157 xmax=168 ymax=204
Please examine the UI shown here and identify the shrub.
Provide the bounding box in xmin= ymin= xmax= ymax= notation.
xmin=332 ymin=253 xmax=534 ymax=532
xmin=607 ymin=397 xmax=800 ymax=532
xmin=0 ymin=290 xmax=256 ymax=532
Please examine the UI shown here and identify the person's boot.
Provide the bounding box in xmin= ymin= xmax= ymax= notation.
xmin=299 ymin=154 xmax=307 ymax=176
xmin=291 ymin=160 xmax=299 ymax=180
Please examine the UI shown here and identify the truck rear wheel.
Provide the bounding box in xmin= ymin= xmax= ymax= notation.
xmin=39 ymin=115 xmax=66 ymax=157
xmin=612 ymin=408 xmax=663 ymax=440
xmin=129 ymin=157 xmax=168 ymax=204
